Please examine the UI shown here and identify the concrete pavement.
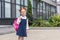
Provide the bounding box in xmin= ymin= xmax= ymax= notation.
xmin=0 ymin=25 xmax=14 ymax=35
xmin=0 ymin=25 xmax=60 ymax=40
xmin=0 ymin=30 xmax=60 ymax=40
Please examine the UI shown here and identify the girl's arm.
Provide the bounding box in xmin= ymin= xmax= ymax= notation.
xmin=26 ymin=19 xmax=29 ymax=29
xmin=26 ymin=19 xmax=29 ymax=33
xmin=17 ymin=16 xmax=21 ymax=24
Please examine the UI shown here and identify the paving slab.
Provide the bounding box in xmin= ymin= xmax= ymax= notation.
xmin=0 ymin=30 xmax=60 ymax=40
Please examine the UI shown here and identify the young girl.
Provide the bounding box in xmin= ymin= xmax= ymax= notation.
xmin=16 ymin=7 xmax=29 ymax=40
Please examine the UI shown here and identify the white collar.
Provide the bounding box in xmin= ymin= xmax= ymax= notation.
xmin=21 ymin=16 xmax=27 ymax=19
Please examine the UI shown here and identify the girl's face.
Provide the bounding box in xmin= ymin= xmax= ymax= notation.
xmin=20 ymin=8 xmax=26 ymax=16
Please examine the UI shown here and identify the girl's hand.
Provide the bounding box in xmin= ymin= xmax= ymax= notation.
xmin=18 ymin=16 xmax=22 ymax=19
xmin=17 ymin=16 xmax=22 ymax=24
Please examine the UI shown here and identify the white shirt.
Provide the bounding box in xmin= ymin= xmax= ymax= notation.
xmin=17 ymin=16 xmax=29 ymax=29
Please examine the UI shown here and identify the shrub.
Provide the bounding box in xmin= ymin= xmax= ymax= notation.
xmin=48 ymin=14 xmax=60 ymax=27
xmin=40 ymin=20 xmax=52 ymax=27
xmin=32 ymin=14 xmax=60 ymax=27
xmin=32 ymin=17 xmax=51 ymax=27
xmin=32 ymin=17 xmax=41 ymax=27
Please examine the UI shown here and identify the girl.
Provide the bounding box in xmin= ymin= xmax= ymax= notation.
xmin=16 ymin=7 xmax=29 ymax=40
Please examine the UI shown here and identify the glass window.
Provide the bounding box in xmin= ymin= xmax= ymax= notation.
xmin=46 ymin=4 xmax=49 ymax=19
xmin=16 ymin=0 xmax=20 ymax=4
xmin=5 ymin=0 xmax=10 ymax=2
xmin=43 ymin=2 xmax=45 ymax=10
xmin=40 ymin=2 xmax=43 ymax=16
xmin=21 ymin=0 xmax=23 ymax=5
xmin=1 ymin=0 xmax=4 ymax=1
xmin=33 ymin=9 xmax=37 ymax=19
xmin=52 ymin=0 xmax=55 ymax=1
xmin=52 ymin=0 xmax=57 ymax=3
xmin=0 ymin=2 xmax=1 ymax=18
xmin=52 ymin=0 xmax=56 ymax=2
xmin=37 ymin=9 xmax=40 ymax=16
xmin=37 ymin=3 xmax=40 ymax=17
xmin=5 ymin=3 xmax=11 ymax=18
xmin=37 ymin=5 xmax=39 ymax=9
xmin=42 ymin=2 xmax=46 ymax=19
xmin=25 ymin=0 xmax=28 ymax=6
xmin=51 ymin=6 xmax=56 ymax=13
xmin=48 ymin=5 xmax=51 ymax=17
xmin=55 ymin=7 xmax=57 ymax=13
xmin=16 ymin=5 xmax=20 ymax=18
xmin=1 ymin=2 xmax=5 ymax=18
xmin=33 ymin=1 xmax=36 ymax=8
xmin=40 ymin=2 xmax=43 ymax=10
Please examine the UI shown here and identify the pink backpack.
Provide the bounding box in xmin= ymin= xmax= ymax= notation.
xmin=13 ymin=18 xmax=19 ymax=31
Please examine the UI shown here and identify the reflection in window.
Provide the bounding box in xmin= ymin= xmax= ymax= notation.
xmin=48 ymin=5 xmax=51 ymax=17
xmin=51 ymin=6 xmax=56 ymax=14
xmin=40 ymin=2 xmax=43 ymax=17
xmin=1 ymin=2 xmax=5 ymax=18
xmin=42 ymin=2 xmax=46 ymax=19
xmin=5 ymin=3 xmax=11 ymax=18
xmin=21 ymin=0 xmax=23 ymax=5
xmin=43 ymin=3 xmax=45 ymax=13
xmin=0 ymin=2 xmax=1 ymax=18
xmin=16 ymin=0 xmax=20 ymax=4
xmin=37 ymin=4 xmax=39 ymax=9
xmin=5 ymin=0 xmax=10 ymax=2
xmin=43 ymin=2 xmax=45 ymax=10
xmin=40 ymin=2 xmax=43 ymax=10
xmin=46 ymin=4 xmax=49 ymax=19
xmin=25 ymin=0 xmax=28 ymax=6
xmin=16 ymin=5 xmax=20 ymax=18
xmin=52 ymin=0 xmax=56 ymax=2
xmin=33 ymin=0 xmax=37 ymax=8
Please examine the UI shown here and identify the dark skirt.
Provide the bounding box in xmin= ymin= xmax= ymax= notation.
xmin=16 ymin=19 xmax=27 ymax=37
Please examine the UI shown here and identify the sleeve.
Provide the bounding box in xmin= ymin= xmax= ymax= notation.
xmin=17 ymin=17 xmax=21 ymax=24
xmin=26 ymin=19 xmax=29 ymax=29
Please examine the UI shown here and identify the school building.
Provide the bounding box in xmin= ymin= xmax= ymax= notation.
xmin=0 ymin=0 xmax=57 ymax=25
xmin=57 ymin=0 xmax=60 ymax=14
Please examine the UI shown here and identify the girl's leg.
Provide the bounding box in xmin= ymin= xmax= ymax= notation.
xmin=20 ymin=37 xmax=24 ymax=40
xmin=18 ymin=36 xmax=20 ymax=40
xmin=18 ymin=36 xmax=24 ymax=40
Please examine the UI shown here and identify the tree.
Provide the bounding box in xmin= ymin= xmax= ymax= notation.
xmin=27 ymin=0 xmax=33 ymax=25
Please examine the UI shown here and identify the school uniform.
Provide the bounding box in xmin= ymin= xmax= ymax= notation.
xmin=16 ymin=16 xmax=29 ymax=37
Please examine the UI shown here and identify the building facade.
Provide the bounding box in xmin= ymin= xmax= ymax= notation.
xmin=57 ymin=0 xmax=60 ymax=14
xmin=32 ymin=0 xmax=57 ymax=19
xmin=0 ymin=0 xmax=57 ymax=25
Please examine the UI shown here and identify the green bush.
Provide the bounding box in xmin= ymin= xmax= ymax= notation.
xmin=32 ymin=17 xmax=51 ymax=27
xmin=32 ymin=14 xmax=60 ymax=27
xmin=48 ymin=14 xmax=60 ymax=27
xmin=32 ymin=17 xmax=41 ymax=27
xmin=40 ymin=20 xmax=52 ymax=27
